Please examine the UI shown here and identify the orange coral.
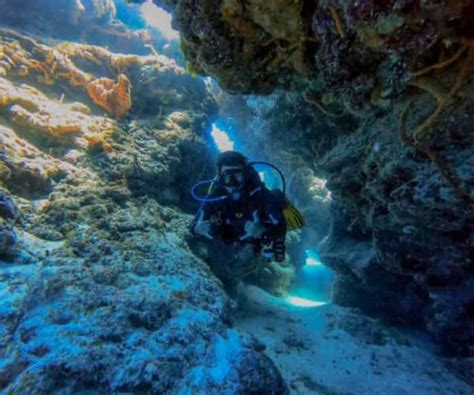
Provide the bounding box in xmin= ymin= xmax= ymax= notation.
xmin=86 ymin=74 xmax=132 ymax=119
xmin=302 ymin=93 xmax=344 ymax=118
xmin=405 ymin=39 xmax=473 ymax=143
xmin=102 ymin=142 xmax=113 ymax=153
xmin=329 ymin=5 xmax=346 ymax=39
xmin=399 ymin=39 xmax=474 ymax=203
xmin=0 ymin=29 xmax=181 ymax=119
xmin=82 ymin=134 xmax=100 ymax=146
xmin=82 ymin=125 xmax=114 ymax=153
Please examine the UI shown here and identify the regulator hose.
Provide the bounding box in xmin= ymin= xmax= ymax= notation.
xmin=190 ymin=179 xmax=228 ymax=203
xmin=249 ymin=161 xmax=286 ymax=193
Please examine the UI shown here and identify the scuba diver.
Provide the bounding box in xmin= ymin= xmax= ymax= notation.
xmin=190 ymin=151 xmax=304 ymax=293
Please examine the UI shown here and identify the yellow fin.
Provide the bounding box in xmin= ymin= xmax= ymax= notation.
xmin=283 ymin=200 xmax=305 ymax=230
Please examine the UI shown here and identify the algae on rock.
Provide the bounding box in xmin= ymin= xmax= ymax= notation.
xmin=0 ymin=24 xmax=288 ymax=392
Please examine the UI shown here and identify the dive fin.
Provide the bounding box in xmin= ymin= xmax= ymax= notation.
xmin=283 ymin=199 xmax=305 ymax=230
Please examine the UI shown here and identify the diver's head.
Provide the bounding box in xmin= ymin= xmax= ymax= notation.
xmin=216 ymin=151 xmax=248 ymax=198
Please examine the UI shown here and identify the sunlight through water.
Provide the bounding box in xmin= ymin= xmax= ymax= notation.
xmin=140 ymin=1 xmax=179 ymax=40
xmin=286 ymin=296 xmax=328 ymax=307
xmin=210 ymin=123 xmax=235 ymax=152
xmin=305 ymin=249 xmax=323 ymax=267
xmin=287 ymin=249 xmax=334 ymax=307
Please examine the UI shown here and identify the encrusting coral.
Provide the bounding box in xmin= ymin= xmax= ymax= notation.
xmin=399 ymin=37 xmax=474 ymax=203
xmin=86 ymin=73 xmax=132 ymax=118
xmin=0 ymin=29 xmax=177 ymax=119
xmin=0 ymin=77 xmax=114 ymax=144
xmin=0 ymin=21 xmax=289 ymax=392
xmin=158 ymin=0 xmax=473 ymax=361
xmin=0 ymin=125 xmax=80 ymax=197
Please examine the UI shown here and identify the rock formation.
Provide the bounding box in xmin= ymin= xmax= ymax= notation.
xmin=142 ymin=0 xmax=473 ymax=361
xmin=0 ymin=26 xmax=288 ymax=392
xmin=1 ymin=0 xmax=473 ymax=390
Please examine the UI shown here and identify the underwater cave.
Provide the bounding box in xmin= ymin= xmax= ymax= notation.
xmin=0 ymin=0 xmax=472 ymax=393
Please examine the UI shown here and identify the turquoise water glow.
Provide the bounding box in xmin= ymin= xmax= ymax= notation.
xmin=209 ymin=124 xmax=333 ymax=308
xmin=287 ymin=249 xmax=334 ymax=307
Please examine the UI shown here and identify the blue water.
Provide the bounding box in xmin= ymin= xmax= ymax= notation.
xmin=288 ymin=249 xmax=334 ymax=305
xmin=116 ymin=1 xmax=146 ymax=30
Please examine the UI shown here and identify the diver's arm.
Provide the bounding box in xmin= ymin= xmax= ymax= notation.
xmin=190 ymin=204 xmax=218 ymax=240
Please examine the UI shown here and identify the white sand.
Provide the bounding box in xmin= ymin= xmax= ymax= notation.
xmin=235 ymin=286 xmax=471 ymax=395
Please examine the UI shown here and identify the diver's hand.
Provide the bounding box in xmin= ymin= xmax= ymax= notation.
xmin=194 ymin=211 xmax=213 ymax=240
xmin=240 ymin=210 xmax=264 ymax=241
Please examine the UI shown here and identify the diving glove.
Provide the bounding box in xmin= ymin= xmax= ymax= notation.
xmin=240 ymin=210 xmax=264 ymax=241
xmin=193 ymin=210 xmax=213 ymax=240
xmin=262 ymin=237 xmax=285 ymax=262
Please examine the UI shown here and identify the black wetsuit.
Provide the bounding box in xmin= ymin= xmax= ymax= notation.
xmin=190 ymin=167 xmax=287 ymax=250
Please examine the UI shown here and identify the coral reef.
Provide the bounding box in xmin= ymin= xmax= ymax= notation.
xmin=0 ymin=26 xmax=288 ymax=393
xmin=0 ymin=125 xmax=78 ymax=197
xmin=136 ymin=0 xmax=469 ymax=105
xmin=319 ymin=94 xmax=473 ymax=355
xmin=132 ymin=0 xmax=317 ymax=94
xmin=0 ymin=26 xmax=218 ymax=208
xmin=0 ymin=0 xmax=162 ymax=56
xmin=1 ymin=31 xmax=122 ymax=118
xmin=0 ymin=29 xmax=204 ymax=119
xmin=0 ymin=189 xmax=20 ymax=261
xmin=0 ymin=0 xmax=116 ymax=31
xmin=86 ymin=73 xmax=132 ymax=118
xmin=0 ymin=77 xmax=108 ymax=139
xmin=150 ymin=0 xmax=473 ymax=361
xmin=1 ymin=0 xmax=473 ymax=390
xmin=247 ymin=83 xmax=473 ymax=359
xmin=0 ymin=209 xmax=287 ymax=392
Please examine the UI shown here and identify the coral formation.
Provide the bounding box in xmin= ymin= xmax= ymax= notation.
xmin=143 ymin=0 xmax=318 ymax=93
xmin=0 ymin=75 xmax=118 ymax=159
xmin=0 ymin=24 xmax=287 ymax=393
xmin=0 ymin=29 xmax=190 ymax=119
xmin=0 ymin=0 xmax=163 ymax=56
xmin=86 ymin=74 xmax=132 ymax=118
xmin=138 ymin=0 xmax=468 ymax=105
xmin=0 ymin=125 xmax=78 ymax=197
xmin=0 ymin=188 xmax=20 ymax=261
xmin=1 ymin=198 xmax=287 ymax=392
xmin=156 ymin=0 xmax=473 ymax=361
xmin=1 ymin=0 xmax=473 ymax=391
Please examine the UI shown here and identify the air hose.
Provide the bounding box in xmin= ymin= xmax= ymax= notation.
xmin=249 ymin=161 xmax=286 ymax=193
xmin=190 ymin=178 xmax=228 ymax=203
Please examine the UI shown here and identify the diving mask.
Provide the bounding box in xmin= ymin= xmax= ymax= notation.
xmin=221 ymin=168 xmax=245 ymax=188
